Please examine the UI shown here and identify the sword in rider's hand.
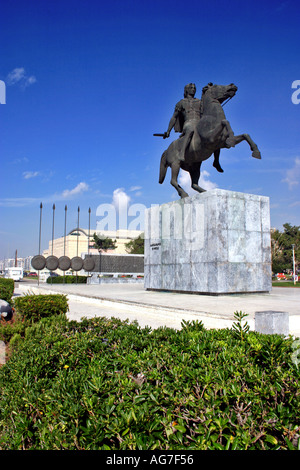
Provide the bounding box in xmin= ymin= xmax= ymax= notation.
xmin=153 ymin=133 xmax=168 ymax=139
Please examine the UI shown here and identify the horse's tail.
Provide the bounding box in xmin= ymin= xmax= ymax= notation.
xmin=159 ymin=151 xmax=168 ymax=184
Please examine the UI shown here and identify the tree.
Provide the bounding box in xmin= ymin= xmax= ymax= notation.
xmin=125 ymin=234 xmax=144 ymax=254
xmin=92 ymin=233 xmax=117 ymax=253
xmin=271 ymin=224 xmax=299 ymax=273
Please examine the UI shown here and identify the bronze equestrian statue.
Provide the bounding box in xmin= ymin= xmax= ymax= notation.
xmin=156 ymin=82 xmax=261 ymax=199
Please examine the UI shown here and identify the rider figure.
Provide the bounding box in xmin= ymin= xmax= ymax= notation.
xmin=164 ymin=83 xmax=201 ymax=162
xmin=164 ymin=82 xmax=223 ymax=172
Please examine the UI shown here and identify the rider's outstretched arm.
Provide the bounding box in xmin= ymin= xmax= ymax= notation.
xmin=164 ymin=108 xmax=179 ymax=138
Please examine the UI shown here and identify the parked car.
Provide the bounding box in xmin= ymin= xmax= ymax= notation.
xmin=276 ymin=273 xmax=287 ymax=280
xmin=39 ymin=270 xmax=60 ymax=282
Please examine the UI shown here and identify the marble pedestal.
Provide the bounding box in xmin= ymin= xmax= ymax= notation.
xmin=144 ymin=189 xmax=272 ymax=295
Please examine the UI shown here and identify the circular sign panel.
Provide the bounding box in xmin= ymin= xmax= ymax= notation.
xmin=58 ymin=256 xmax=71 ymax=271
xmin=71 ymin=256 xmax=83 ymax=271
xmin=83 ymin=257 xmax=95 ymax=271
xmin=46 ymin=255 xmax=59 ymax=271
xmin=31 ymin=255 xmax=46 ymax=270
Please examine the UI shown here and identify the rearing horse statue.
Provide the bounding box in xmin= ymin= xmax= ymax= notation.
xmin=158 ymin=82 xmax=261 ymax=198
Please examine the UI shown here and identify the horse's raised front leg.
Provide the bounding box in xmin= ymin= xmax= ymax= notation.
xmin=202 ymin=119 xmax=235 ymax=149
xmin=231 ymin=134 xmax=261 ymax=159
xmin=189 ymin=163 xmax=206 ymax=193
xmin=221 ymin=120 xmax=236 ymax=147
xmin=212 ymin=149 xmax=224 ymax=173
xmin=170 ymin=162 xmax=189 ymax=199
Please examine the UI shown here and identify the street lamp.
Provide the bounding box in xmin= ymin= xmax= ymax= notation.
xmin=292 ymin=244 xmax=296 ymax=285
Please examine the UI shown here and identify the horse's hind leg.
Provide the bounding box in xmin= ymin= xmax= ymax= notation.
xmin=190 ymin=163 xmax=206 ymax=193
xmin=232 ymin=134 xmax=261 ymax=159
xmin=170 ymin=162 xmax=189 ymax=198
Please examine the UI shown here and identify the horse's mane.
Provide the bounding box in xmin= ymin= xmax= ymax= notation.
xmin=200 ymin=82 xmax=213 ymax=117
xmin=201 ymin=82 xmax=213 ymax=96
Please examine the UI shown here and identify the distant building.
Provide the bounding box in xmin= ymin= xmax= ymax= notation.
xmin=0 ymin=256 xmax=33 ymax=272
xmin=0 ymin=230 xmax=143 ymax=277
xmin=42 ymin=228 xmax=143 ymax=259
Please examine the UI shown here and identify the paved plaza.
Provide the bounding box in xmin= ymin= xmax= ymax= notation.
xmin=16 ymin=281 xmax=300 ymax=336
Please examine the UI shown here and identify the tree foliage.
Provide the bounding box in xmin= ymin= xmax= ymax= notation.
xmin=271 ymin=224 xmax=299 ymax=273
xmin=92 ymin=233 xmax=117 ymax=253
xmin=125 ymin=234 xmax=144 ymax=254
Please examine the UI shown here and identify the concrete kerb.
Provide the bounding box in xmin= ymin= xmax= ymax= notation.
xmin=16 ymin=283 xmax=235 ymax=331
xmin=15 ymin=282 xmax=300 ymax=336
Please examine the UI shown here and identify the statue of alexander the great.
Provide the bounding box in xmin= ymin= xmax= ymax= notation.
xmin=162 ymin=82 xmax=223 ymax=172
xmin=155 ymin=81 xmax=261 ymax=199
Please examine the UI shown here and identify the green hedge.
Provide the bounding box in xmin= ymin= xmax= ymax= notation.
xmin=0 ymin=278 xmax=14 ymax=303
xmin=47 ymin=275 xmax=87 ymax=284
xmin=0 ymin=311 xmax=27 ymax=343
xmin=0 ymin=285 xmax=13 ymax=303
xmin=0 ymin=314 xmax=299 ymax=450
xmin=14 ymin=294 xmax=69 ymax=322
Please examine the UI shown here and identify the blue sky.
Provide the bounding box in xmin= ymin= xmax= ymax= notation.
xmin=0 ymin=0 xmax=299 ymax=259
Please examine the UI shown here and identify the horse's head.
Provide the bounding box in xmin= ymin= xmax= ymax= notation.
xmin=202 ymin=83 xmax=238 ymax=104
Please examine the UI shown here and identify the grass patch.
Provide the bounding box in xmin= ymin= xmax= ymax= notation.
xmin=272 ymin=281 xmax=299 ymax=288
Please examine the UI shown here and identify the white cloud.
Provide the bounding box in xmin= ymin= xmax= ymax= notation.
xmin=111 ymin=188 xmax=132 ymax=229
xmin=0 ymin=197 xmax=38 ymax=207
xmin=282 ymin=158 xmax=300 ymax=190
xmin=178 ymin=169 xmax=218 ymax=195
xmin=6 ymin=67 xmax=26 ymax=85
xmin=112 ymin=188 xmax=131 ymax=211
xmin=12 ymin=156 xmax=29 ymax=164
xmin=6 ymin=67 xmax=36 ymax=88
xmin=62 ymin=182 xmax=89 ymax=198
xmin=24 ymin=76 xmax=37 ymax=87
xmin=200 ymin=170 xmax=219 ymax=190
xmin=129 ymin=185 xmax=142 ymax=197
xmin=23 ymin=171 xmax=39 ymax=179
xmin=0 ymin=182 xmax=90 ymax=207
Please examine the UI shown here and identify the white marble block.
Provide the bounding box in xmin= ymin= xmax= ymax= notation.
xmin=144 ymin=189 xmax=272 ymax=294
xmin=255 ymin=311 xmax=289 ymax=335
